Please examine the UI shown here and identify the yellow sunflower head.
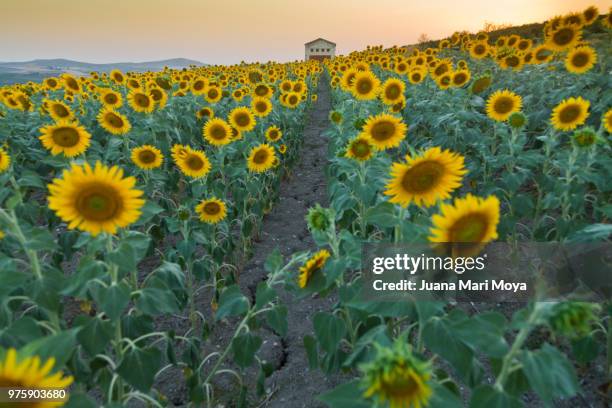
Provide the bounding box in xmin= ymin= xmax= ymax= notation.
xmin=174 ymin=147 xmax=211 ymax=178
xmin=62 ymin=74 xmax=81 ymax=93
xmin=247 ymin=143 xmax=276 ymax=173
xmin=196 ymin=107 xmax=214 ymax=120
xmin=39 ymin=120 xmax=91 ymax=157
xmin=603 ymin=108 xmax=612 ymax=133
xmin=0 ymin=147 xmax=11 ymax=173
xmin=195 ymin=197 xmax=227 ymax=224
xmin=384 ymin=147 xmax=466 ymax=208
xmin=279 ymin=144 xmax=287 ymax=154
xmin=46 ymin=99 xmax=74 ymax=121
xmin=97 ymin=106 xmax=131 ymax=135
xmin=265 ymin=126 xmax=283 ymax=142
xmin=361 ymin=339 xmax=432 ymax=408
xmin=361 ymin=113 xmax=408 ymax=150
xmin=251 ymin=97 xmax=273 ymax=117
xmin=550 ymin=96 xmax=590 ymax=131
xmin=127 ymin=91 xmax=154 ymax=113
xmin=110 ymin=69 xmax=126 ymax=84
xmin=486 ymin=89 xmax=522 ymax=122
xmin=345 ymin=136 xmax=374 ymax=162
xmin=48 ymin=161 xmax=145 ymax=236
xmin=205 ymin=86 xmax=223 ymax=103
xmin=565 ymin=46 xmax=597 ymax=74
xmin=131 ymin=145 xmax=164 ymax=170
xmin=469 ymin=42 xmax=489 ymax=59
xmin=380 ymin=78 xmax=405 ymax=105
xmin=451 ymin=70 xmax=471 ymax=87
xmin=298 ymin=249 xmax=331 ymax=288
xmin=203 ymin=118 xmax=233 ymax=146
xmin=546 ymin=23 xmax=582 ymax=51
xmin=350 ymin=71 xmax=381 ymax=100
xmin=100 ymin=89 xmax=123 ymax=108
xmin=229 ymin=107 xmax=256 ymax=132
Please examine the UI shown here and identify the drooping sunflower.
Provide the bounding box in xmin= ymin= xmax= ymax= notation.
xmin=46 ymin=99 xmax=74 ymax=121
xmin=47 ymin=162 xmax=145 ymax=236
xmin=361 ymin=340 xmax=432 ymax=408
xmin=203 ymin=118 xmax=233 ymax=146
xmin=565 ymin=46 xmax=597 ymax=74
xmin=384 ymin=147 xmax=466 ymax=208
xmin=429 ymin=194 xmax=500 ymax=257
xmin=361 ymin=113 xmax=408 ymax=150
xmin=131 ymin=145 xmax=163 ymax=170
xmin=97 ymin=106 xmax=131 ymax=135
xmin=265 ymin=125 xmax=283 ymax=142
xmin=486 ymin=89 xmax=522 ymax=122
xmin=546 ymin=23 xmax=582 ymax=51
xmin=127 ymin=91 xmax=154 ymax=113
xmin=350 ymin=71 xmax=381 ymax=100
xmin=229 ymin=107 xmax=256 ymax=132
xmin=100 ymin=89 xmax=123 ymax=108
xmin=251 ymin=97 xmax=273 ymax=117
xmin=39 ymin=120 xmax=91 ymax=157
xmin=345 ymin=136 xmax=374 ymax=162
xmin=195 ymin=197 xmax=227 ymax=224
xmin=380 ymin=78 xmax=405 ymax=105
xmin=582 ymin=6 xmax=599 ymax=25
xmin=174 ymin=147 xmax=211 ymax=178
xmin=550 ymin=96 xmax=590 ymax=131
xmin=247 ymin=143 xmax=276 ymax=173
xmin=298 ymin=249 xmax=330 ymax=288
xmin=603 ymin=108 xmax=612 ymax=133
xmin=0 ymin=348 xmax=74 ymax=408
xmin=0 ymin=147 xmax=10 ymax=173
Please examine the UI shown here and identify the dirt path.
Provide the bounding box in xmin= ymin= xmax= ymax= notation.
xmin=238 ymin=73 xmax=347 ymax=407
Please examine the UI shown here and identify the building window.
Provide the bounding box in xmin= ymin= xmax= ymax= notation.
xmin=326 ymin=48 xmax=330 ymax=52
xmin=310 ymin=48 xmax=314 ymax=52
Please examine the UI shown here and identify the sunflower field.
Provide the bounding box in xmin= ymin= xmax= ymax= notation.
xmin=0 ymin=4 xmax=611 ymax=408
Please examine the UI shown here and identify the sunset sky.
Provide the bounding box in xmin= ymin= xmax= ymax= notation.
xmin=1 ymin=0 xmax=609 ymax=64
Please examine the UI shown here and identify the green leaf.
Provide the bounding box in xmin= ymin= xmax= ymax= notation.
xmin=18 ymin=171 xmax=45 ymax=189
xmin=255 ymin=282 xmax=277 ymax=310
xmin=469 ymin=385 xmax=522 ymax=408
xmin=571 ymin=336 xmax=599 ymax=365
xmin=232 ymin=333 xmax=262 ymax=368
xmin=318 ymin=380 xmax=370 ymax=408
xmin=90 ymin=282 xmax=131 ymax=321
xmin=453 ymin=312 xmax=509 ymax=358
xmin=365 ymin=201 xmax=398 ymax=228
xmin=313 ymin=312 xmax=347 ymax=353
xmin=264 ymin=248 xmax=283 ymax=273
xmin=303 ymin=335 xmax=319 ymax=369
xmin=216 ymin=285 xmax=249 ymax=320
xmin=116 ymin=346 xmax=162 ymax=392
xmin=23 ymin=226 xmax=58 ymax=251
xmin=76 ymin=316 xmax=113 ymax=355
xmin=266 ymin=305 xmax=288 ymax=336
xmin=133 ymin=200 xmax=164 ymax=226
xmin=136 ymin=287 xmax=180 ymax=315
xmin=429 ymin=383 xmax=463 ymax=408
xmin=20 ymin=329 xmax=79 ymax=371
xmin=63 ymin=392 xmax=97 ymax=408
xmin=519 ymin=343 xmax=579 ymax=404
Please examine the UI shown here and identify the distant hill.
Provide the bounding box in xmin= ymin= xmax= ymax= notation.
xmin=0 ymin=58 xmax=206 ymax=86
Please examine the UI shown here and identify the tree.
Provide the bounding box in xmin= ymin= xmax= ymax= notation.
xmin=417 ymin=33 xmax=430 ymax=44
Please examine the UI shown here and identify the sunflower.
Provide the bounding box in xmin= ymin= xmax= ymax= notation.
xmin=48 ymin=162 xmax=144 ymax=236
xmin=546 ymin=24 xmax=581 ymax=51
xmin=149 ymin=88 xmax=168 ymax=109
xmin=110 ymin=69 xmax=126 ymax=84
xmin=195 ymin=197 xmax=227 ymax=224
xmin=550 ymin=97 xmax=590 ymax=131
xmin=0 ymin=348 xmax=73 ymax=408
xmin=62 ymin=74 xmax=81 ymax=93
xmin=97 ymin=106 xmax=131 ymax=135
xmin=603 ymin=7 xmax=612 ymax=29
xmin=469 ymin=42 xmax=489 ymax=59
xmin=0 ymin=147 xmax=10 ymax=173
xmin=174 ymin=147 xmax=211 ymax=178
xmin=279 ymin=144 xmax=287 ymax=154
xmin=572 ymin=127 xmax=598 ymax=148
xmin=361 ymin=113 xmax=407 ymax=150
xmin=196 ymin=107 xmax=214 ymax=120
xmin=582 ymin=6 xmax=599 ymax=25
xmin=205 ymin=86 xmax=223 ymax=103
xmin=384 ymin=147 xmax=466 ymax=208
xmin=43 ymin=77 xmax=61 ymax=90
xmin=229 ymin=107 xmax=256 ymax=132
xmin=603 ymin=108 xmax=612 ymax=133
xmin=127 ymin=91 xmax=154 ymax=113
xmin=361 ymin=340 xmax=432 ymax=408
xmin=251 ymin=97 xmax=273 ymax=117
xmin=265 ymin=125 xmax=283 ymax=142
xmin=350 ymin=71 xmax=381 ymax=100
xmin=345 ymin=136 xmax=374 ymax=162
xmin=283 ymin=92 xmax=301 ymax=108
xmin=191 ymin=77 xmax=208 ymax=95
xmin=131 ymin=145 xmax=163 ymax=170
xmin=565 ymin=46 xmax=597 ymax=74
xmin=451 ymin=70 xmax=471 ymax=87
xmin=100 ymin=89 xmax=123 ymax=108
xmin=298 ymin=249 xmax=330 ymax=288
xmin=380 ymin=78 xmax=405 ymax=105
xmin=247 ymin=143 xmax=276 ymax=173
xmin=39 ymin=120 xmax=91 ymax=157
xmin=429 ymin=194 xmax=500 ymax=257
xmin=408 ymin=68 xmax=426 ymax=84
xmin=203 ymin=118 xmax=233 ymax=146
xmin=46 ymin=99 xmax=74 ymax=121
xmin=486 ymin=89 xmax=522 ymax=122
xmin=533 ymin=45 xmax=554 ymax=63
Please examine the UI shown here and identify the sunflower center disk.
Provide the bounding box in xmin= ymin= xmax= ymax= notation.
xmin=572 ymin=53 xmax=588 ymax=67
xmin=371 ymin=121 xmax=395 ymax=141
xmin=402 ymin=161 xmax=443 ymax=193
xmin=187 ymin=155 xmax=204 ymax=170
xmin=106 ymin=113 xmax=123 ymax=128
xmin=53 ymin=105 xmax=69 ymax=117
xmin=77 ymin=185 xmax=121 ymax=221
xmin=560 ymin=105 xmax=580 ymax=123
xmin=449 ymin=213 xmax=488 ymax=242
xmin=253 ymin=150 xmax=268 ymax=164
xmin=139 ymin=151 xmax=156 ymax=164
xmin=204 ymin=202 xmax=220 ymax=215
xmin=52 ymin=127 xmax=80 ymax=147
xmin=211 ymin=126 xmax=227 ymax=140
xmin=494 ymin=97 xmax=514 ymax=114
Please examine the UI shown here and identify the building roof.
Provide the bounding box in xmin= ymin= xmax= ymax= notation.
xmin=304 ymin=38 xmax=336 ymax=46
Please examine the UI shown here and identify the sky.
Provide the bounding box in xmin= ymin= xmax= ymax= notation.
xmin=1 ymin=0 xmax=609 ymax=64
